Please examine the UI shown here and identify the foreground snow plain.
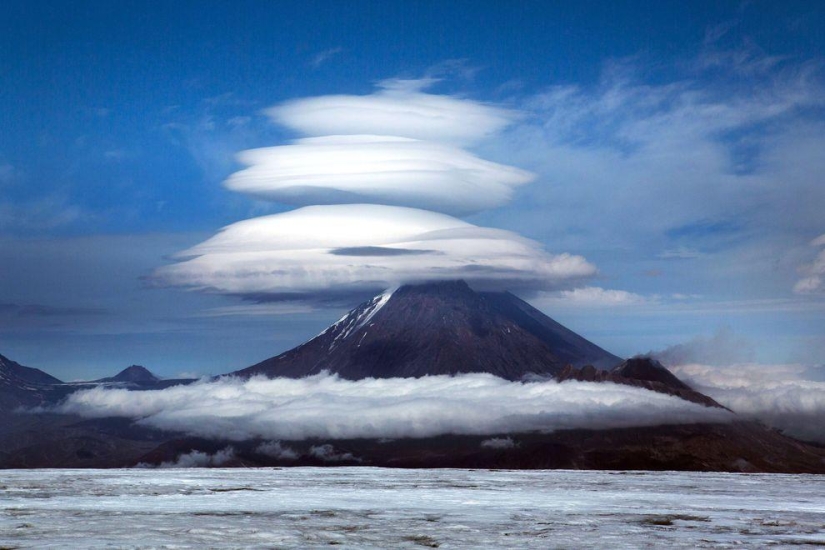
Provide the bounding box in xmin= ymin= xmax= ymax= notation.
xmin=1 ymin=467 xmax=823 ymax=548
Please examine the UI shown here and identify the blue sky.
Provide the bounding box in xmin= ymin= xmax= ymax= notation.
xmin=1 ymin=1 xmax=824 ymax=380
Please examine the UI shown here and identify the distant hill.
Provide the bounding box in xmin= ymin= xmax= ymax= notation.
xmin=0 ymin=353 xmax=63 ymax=409
xmin=94 ymin=365 xmax=160 ymax=385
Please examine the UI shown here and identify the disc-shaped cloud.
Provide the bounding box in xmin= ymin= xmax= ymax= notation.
xmin=268 ymin=84 xmax=517 ymax=145
xmin=153 ymin=205 xmax=596 ymax=300
xmin=224 ymin=135 xmax=534 ymax=215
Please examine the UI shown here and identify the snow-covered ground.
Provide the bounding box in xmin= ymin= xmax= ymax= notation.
xmin=1 ymin=468 xmax=823 ymax=548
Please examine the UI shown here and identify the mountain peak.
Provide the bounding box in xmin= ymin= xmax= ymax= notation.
xmin=0 ymin=353 xmax=63 ymax=386
xmin=235 ymin=280 xmax=621 ymax=380
xmin=100 ymin=365 xmax=160 ymax=384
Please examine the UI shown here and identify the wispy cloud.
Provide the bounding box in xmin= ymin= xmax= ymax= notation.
xmin=309 ymin=47 xmax=343 ymax=69
xmin=657 ymin=247 xmax=705 ymax=260
xmin=671 ymin=362 xmax=825 ymax=443
xmin=138 ymin=447 xmax=236 ymax=468
xmin=0 ymin=302 xmax=106 ymax=319
xmin=0 ymin=195 xmax=87 ymax=233
xmin=652 ymin=327 xmax=755 ymax=367
xmin=534 ymin=286 xmax=650 ymax=308
xmin=481 ymin=45 xmax=825 ymax=302
xmin=793 ymin=234 xmax=825 ymax=294
xmin=196 ymin=303 xmax=315 ymax=317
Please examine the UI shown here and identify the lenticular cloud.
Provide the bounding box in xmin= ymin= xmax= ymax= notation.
xmin=267 ymin=79 xmax=517 ymax=145
xmin=155 ymin=81 xmax=597 ymax=300
xmin=224 ymin=135 xmax=534 ymax=214
xmin=155 ymin=205 xmax=595 ymax=298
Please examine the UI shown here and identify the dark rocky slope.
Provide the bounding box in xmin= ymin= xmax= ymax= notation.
xmin=236 ymin=280 xmax=621 ymax=381
xmin=555 ymin=357 xmax=726 ymax=409
xmin=131 ymin=422 xmax=825 ymax=473
xmin=0 ymin=353 xmax=63 ymax=410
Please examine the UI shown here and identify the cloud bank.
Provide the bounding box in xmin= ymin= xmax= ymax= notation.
xmin=671 ymin=363 xmax=825 ymax=443
xmin=56 ymin=373 xmax=730 ymax=441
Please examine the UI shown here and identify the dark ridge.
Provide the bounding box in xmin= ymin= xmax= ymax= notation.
xmin=0 ymin=353 xmax=63 ymax=386
xmin=556 ymin=362 xmax=726 ymax=409
xmin=0 ymin=352 xmax=64 ymax=410
xmin=97 ymin=365 xmax=160 ymax=384
xmin=612 ymin=356 xmax=691 ymax=391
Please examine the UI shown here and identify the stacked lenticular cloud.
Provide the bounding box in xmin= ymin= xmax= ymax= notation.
xmin=155 ymin=80 xmax=597 ymax=300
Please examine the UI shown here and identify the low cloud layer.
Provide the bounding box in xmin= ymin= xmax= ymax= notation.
xmin=152 ymin=205 xmax=595 ymax=299
xmin=56 ymin=373 xmax=730 ymax=441
xmin=138 ymin=447 xmax=236 ymax=468
xmin=671 ymin=363 xmax=825 ymax=443
xmin=225 ymin=135 xmax=534 ymax=215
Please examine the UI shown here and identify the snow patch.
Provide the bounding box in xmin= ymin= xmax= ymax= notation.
xmin=353 ymin=287 xmax=395 ymax=332
xmin=329 ymin=287 xmax=395 ymax=351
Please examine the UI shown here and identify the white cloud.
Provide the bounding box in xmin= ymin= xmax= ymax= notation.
xmin=480 ymin=436 xmax=517 ymax=449
xmin=652 ymin=327 xmax=755 ymax=367
xmin=268 ymin=81 xmax=518 ymax=145
xmin=793 ymin=234 xmax=825 ymax=294
xmin=670 ymin=363 xmax=825 ymax=443
xmin=308 ymin=444 xmax=360 ymax=463
xmin=156 ymin=81 xmax=606 ymax=303
xmin=138 ymin=446 xmax=236 ymax=468
xmin=152 ymin=204 xmax=596 ymax=299
xmin=658 ymin=247 xmax=705 ymax=260
xmin=196 ymin=304 xmax=316 ymax=317
xmin=255 ymin=440 xmax=298 ymax=460
xmin=0 ymin=195 xmax=85 ymax=232
xmin=55 ymin=373 xmax=731 ymax=441
xmin=535 ymin=286 xmax=649 ymax=307
xmin=224 ymin=135 xmax=534 ymax=215
xmin=479 ymin=52 xmax=825 ymax=300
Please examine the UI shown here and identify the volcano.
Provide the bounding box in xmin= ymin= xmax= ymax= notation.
xmin=1 ymin=283 xmax=824 ymax=472
xmin=236 ymin=280 xmax=622 ymax=380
